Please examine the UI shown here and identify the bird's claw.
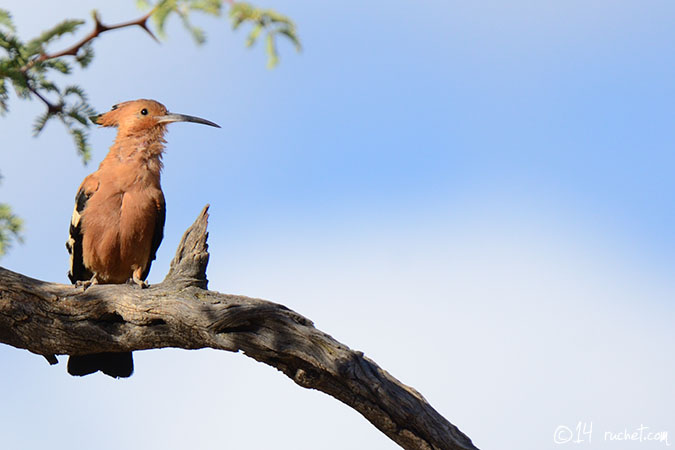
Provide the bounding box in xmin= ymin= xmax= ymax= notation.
xmin=75 ymin=276 xmax=98 ymax=291
xmin=75 ymin=273 xmax=101 ymax=291
xmin=129 ymin=276 xmax=149 ymax=289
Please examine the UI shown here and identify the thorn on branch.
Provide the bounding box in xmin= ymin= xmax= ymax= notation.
xmin=138 ymin=16 xmax=159 ymax=43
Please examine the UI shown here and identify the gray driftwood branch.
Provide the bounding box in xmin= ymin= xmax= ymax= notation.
xmin=0 ymin=205 xmax=478 ymax=450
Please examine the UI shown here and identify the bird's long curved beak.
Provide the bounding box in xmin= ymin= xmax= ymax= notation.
xmin=156 ymin=113 xmax=221 ymax=128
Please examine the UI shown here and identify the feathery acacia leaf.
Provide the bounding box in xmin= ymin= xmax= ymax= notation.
xmin=65 ymin=100 xmax=96 ymax=126
xmin=75 ymin=42 xmax=94 ymax=68
xmin=44 ymin=58 xmax=72 ymax=74
xmin=152 ymin=0 xmax=178 ymax=38
xmin=0 ymin=9 xmax=16 ymax=33
xmin=136 ymin=0 xmax=152 ymax=10
xmin=67 ymin=127 xmax=91 ymax=163
xmin=246 ymin=24 xmax=263 ymax=48
xmin=25 ymin=19 xmax=84 ymax=56
xmin=265 ymin=33 xmax=277 ymax=68
xmin=278 ymin=28 xmax=301 ymax=52
xmin=191 ymin=0 xmax=222 ymax=15
xmin=0 ymin=201 xmax=24 ymax=257
xmin=38 ymin=79 xmax=60 ymax=93
xmin=229 ymin=2 xmax=301 ymax=68
xmin=32 ymin=19 xmax=84 ymax=46
xmin=0 ymin=78 xmax=8 ymax=114
xmin=0 ymin=29 xmax=23 ymax=56
xmin=63 ymin=84 xmax=87 ymax=100
xmin=178 ymin=11 xmax=206 ymax=45
xmin=32 ymin=110 xmax=53 ymax=135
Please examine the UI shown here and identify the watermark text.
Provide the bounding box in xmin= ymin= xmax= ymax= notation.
xmin=554 ymin=422 xmax=670 ymax=446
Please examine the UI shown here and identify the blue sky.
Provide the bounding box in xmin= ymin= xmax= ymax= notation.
xmin=1 ymin=1 xmax=673 ymax=449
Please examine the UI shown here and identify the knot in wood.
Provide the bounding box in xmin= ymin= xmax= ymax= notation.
xmin=294 ymin=368 xmax=315 ymax=387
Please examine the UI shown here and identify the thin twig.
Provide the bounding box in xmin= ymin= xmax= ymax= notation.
xmin=27 ymin=83 xmax=61 ymax=113
xmin=21 ymin=8 xmax=157 ymax=73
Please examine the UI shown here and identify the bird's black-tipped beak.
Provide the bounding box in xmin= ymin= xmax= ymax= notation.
xmin=89 ymin=114 xmax=102 ymax=125
xmin=156 ymin=113 xmax=221 ymax=128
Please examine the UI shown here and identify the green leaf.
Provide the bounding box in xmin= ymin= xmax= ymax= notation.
xmin=44 ymin=58 xmax=72 ymax=74
xmin=246 ymin=23 xmax=263 ymax=47
xmin=0 ymin=29 xmax=24 ymax=56
xmin=190 ymin=0 xmax=222 ymax=16
xmin=0 ymin=9 xmax=16 ymax=33
xmin=12 ymin=75 xmax=31 ymax=99
xmin=179 ymin=12 xmax=206 ymax=45
xmin=152 ymin=0 xmax=178 ymax=38
xmin=189 ymin=25 xmax=206 ymax=44
xmin=0 ymin=77 xmax=8 ymax=114
xmin=63 ymin=85 xmax=87 ymax=101
xmin=65 ymin=100 xmax=96 ymax=127
xmin=277 ymin=27 xmax=302 ymax=52
xmin=32 ymin=110 xmax=53 ymax=135
xmin=149 ymin=0 xmax=222 ymax=45
xmin=229 ymin=3 xmax=255 ymax=30
xmin=75 ymin=42 xmax=94 ymax=68
xmin=26 ymin=19 xmax=84 ymax=54
xmin=228 ymin=3 xmax=301 ymax=67
xmin=39 ymin=79 xmax=60 ymax=93
xmin=136 ymin=0 xmax=152 ymax=10
xmin=0 ymin=201 xmax=24 ymax=257
xmin=68 ymin=127 xmax=91 ymax=163
xmin=265 ymin=33 xmax=277 ymax=69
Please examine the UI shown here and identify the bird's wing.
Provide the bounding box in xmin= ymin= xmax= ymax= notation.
xmin=140 ymin=194 xmax=166 ymax=281
xmin=66 ymin=175 xmax=99 ymax=283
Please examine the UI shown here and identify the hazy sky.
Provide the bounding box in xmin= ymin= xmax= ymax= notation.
xmin=1 ymin=1 xmax=673 ymax=449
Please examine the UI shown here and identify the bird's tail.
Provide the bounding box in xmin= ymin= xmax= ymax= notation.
xmin=67 ymin=352 xmax=134 ymax=378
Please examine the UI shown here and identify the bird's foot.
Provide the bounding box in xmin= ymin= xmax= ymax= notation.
xmin=76 ymin=274 xmax=100 ymax=291
xmin=130 ymin=273 xmax=149 ymax=289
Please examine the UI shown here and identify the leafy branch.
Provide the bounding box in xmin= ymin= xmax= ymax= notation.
xmin=1 ymin=1 xmax=300 ymax=162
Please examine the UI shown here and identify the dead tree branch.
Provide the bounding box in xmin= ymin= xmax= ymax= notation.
xmin=0 ymin=205 xmax=478 ymax=450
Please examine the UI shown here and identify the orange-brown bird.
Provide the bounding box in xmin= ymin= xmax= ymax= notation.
xmin=65 ymin=99 xmax=219 ymax=378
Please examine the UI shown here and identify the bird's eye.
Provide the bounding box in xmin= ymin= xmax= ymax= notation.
xmin=140 ymin=108 xmax=148 ymax=115
xmin=111 ymin=104 xmax=118 ymax=110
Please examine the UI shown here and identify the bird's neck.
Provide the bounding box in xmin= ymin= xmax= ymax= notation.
xmin=101 ymin=127 xmax=167 ymax=178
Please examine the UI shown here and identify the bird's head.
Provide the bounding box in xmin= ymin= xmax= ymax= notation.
xmin=89 ymin=99 xmax=220 ymax=135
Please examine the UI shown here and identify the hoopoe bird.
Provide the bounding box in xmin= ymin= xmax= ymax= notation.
xmin=66 ymin=99 xmax=219 ymax=378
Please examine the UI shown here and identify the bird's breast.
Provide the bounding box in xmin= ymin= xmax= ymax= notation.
xmin=81 ymin=177 xmax=163 ymax=283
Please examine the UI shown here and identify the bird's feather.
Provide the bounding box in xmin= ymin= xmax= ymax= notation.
xmin=141 ymin=195 xmax=166 ymax=281
xmin=66 ymin=179 xmax=98 ymax=283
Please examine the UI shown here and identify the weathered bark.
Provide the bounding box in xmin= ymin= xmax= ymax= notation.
xmin=0 ymin=205 xmax=478 ymax=450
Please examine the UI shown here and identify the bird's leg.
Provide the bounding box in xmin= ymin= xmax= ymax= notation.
xmin=76 ymin=272 xmax=101 ymax=291
xmin=131 ymin=267 xmax=149 ymax=289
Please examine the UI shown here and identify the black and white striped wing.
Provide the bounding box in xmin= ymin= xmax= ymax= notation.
xmin=66 ymin=185 xmax=93 ymax=283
